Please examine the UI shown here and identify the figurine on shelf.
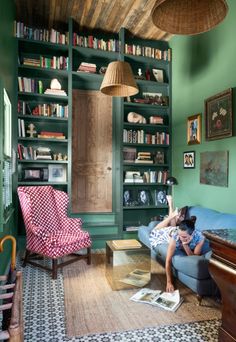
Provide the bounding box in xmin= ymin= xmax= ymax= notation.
xmin=27 ymin=123 xmax=37 ymax=138
xmin=63 ymin=154 xmax=68 ymax=161
xmin=57 ymin=153 xmax=63 ymax=161
xmin=127 ymin=112 xmax=146 ymax=124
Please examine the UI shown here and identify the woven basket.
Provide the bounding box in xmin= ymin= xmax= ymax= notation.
xmin=100 ymin=61 xmax=139 ymax=97
xmin=152 ymin=0 xmax=228 ymax=35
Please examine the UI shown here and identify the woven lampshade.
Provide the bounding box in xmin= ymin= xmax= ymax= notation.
xmin=152 ymin=0 xmax=228 ymax=35
xmin=100 ymin=61 xmax=139 ymax=97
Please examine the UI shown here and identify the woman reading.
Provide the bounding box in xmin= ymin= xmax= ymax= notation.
xmin=149 ymin=196 xmax=206 ymax=292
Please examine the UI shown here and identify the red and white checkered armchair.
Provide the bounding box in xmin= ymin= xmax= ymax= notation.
xmin=17 ymin=186 xmax=91 ymax=279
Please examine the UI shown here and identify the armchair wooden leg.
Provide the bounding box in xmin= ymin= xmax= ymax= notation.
xmin=87 ymin=247 xmax=91 ymax=265
xmin=196 ymin=294 xmax=203 ymax=306
xmin=22 ymin=249 xmax=30 ymax=267
xmin=52 ymin=259 xmax=58 ymax=280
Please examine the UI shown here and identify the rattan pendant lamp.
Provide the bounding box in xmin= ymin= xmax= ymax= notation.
xmin=100 ymin=60 xmax=139 ymax=97
xmin=151 ymin=0 xmax=228 ymax=35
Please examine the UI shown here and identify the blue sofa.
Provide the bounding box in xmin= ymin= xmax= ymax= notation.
xmin=138 ymin=206 xmax=236 ymax=299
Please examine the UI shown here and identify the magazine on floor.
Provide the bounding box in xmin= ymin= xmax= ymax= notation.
xmin=130 ymin=288 xmax=183 ymax=312
xmin=119 ymin=269 xmax=150 ymax=287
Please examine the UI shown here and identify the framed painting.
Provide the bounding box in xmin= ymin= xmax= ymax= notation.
xmin=200 ymin=151 xmax=228 ymax=187
xmin=187 ymin=114 xmax=201 ymax=145
xmin=205 ymin=88 xmax=232 ymax=141
xmin=183 ymin=151 xmax=195 ymax=169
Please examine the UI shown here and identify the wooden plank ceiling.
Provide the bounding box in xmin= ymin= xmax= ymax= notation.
xmin=15 ymin=0 xmax=172 ymax=41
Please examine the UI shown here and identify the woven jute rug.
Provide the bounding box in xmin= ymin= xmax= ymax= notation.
xmin=63 ymin=253 xmax=221 ymax=338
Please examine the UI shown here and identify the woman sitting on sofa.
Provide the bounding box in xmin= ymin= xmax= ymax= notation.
xmin=150 ymin=196 xmax=206 ymax=292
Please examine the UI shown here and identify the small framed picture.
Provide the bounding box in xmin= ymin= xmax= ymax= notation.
xmin=187 ymin=114 xmax=201 ymax=145
xmin=137 ymin=190 xmax=151 ymax=206
xmin=183 ymin=151 xmax=195 ymax=169
xmin=154 ymin=190 xmax=167 ymax=205
xmin=48 ymin=164 xmax=67 ymax=182
xmin=22 ymin=167 xmax=48 ymax=181
xmin=205 ymin=88 xmax=232 ymax=141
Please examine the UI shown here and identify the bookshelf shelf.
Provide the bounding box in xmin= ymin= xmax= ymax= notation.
xmin=72 ymin=71 xmax=103 ymax=82
xmin=17 ymin=38 xmax=69 ymax=51
xmin=18 ymin=65 xmax=68 ymax=79
xmin=18 ymin=160 xmax=68 ymax=164
xmin=18 ymin=137 xmax=68 ymax=143
xmin=123 ymin=205 xmax=168 ymax=210
xmin=123 ymin=143 xmax=169 ymax=148
xmin=18 ymin=181 xmax=68 ymax=186
xmin=72 ymin=45 xmax=119 ymax=58
xmin=18 ymin=115 xmax=68 ymax=122
xmin=123 ymin=183 xmax=168 ymax=186
xmin=18 ymin=92 xmax=68 ymax=101
xmin=123 ymin=123 xmax=169 ymax=130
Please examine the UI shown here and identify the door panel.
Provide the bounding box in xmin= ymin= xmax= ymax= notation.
xmin=72 ymin=89 xmax=112 ymax=213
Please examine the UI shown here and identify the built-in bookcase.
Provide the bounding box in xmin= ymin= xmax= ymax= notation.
xmin=15 ymin=20 xmax=171 ymax=244
xmin=17 ymin=37 xmax=69 ymax=190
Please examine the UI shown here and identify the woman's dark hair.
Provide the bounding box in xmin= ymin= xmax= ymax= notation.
xmin=179 ymin=219 xmax=195 ymax=235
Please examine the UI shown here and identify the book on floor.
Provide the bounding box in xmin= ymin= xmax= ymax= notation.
xmin=130 ymin=288 xmax=183 ymax=312
xmin=112 ymin=239 xmax=142 ymax=249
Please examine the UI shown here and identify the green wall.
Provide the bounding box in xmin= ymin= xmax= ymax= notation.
xmin=170 ymin=0 xmax=236 ymax=214
xmin=0 ymin=0 xmax=17 ymax=274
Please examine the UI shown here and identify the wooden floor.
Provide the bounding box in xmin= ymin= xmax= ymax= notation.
xmin=63 ymin=253 xmax=221 ymax=338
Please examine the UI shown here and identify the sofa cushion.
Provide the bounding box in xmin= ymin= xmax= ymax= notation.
xmin=188 ymin=206 xmax=236 ymax=231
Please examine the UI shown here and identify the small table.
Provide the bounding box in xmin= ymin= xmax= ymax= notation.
xmin=105 ymin=240 xmax=151 ymax=290
xmin=203 ymin=229 xmax=236 ymax=342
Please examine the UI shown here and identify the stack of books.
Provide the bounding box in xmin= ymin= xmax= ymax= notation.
xmin=77 ymin=62 xmax=97 ymax=73
xmin=36 ymin=147 xmax=52 ymax=160
xmin=22 ymin=57 xmax=40 ymax=67
xmin=38 ymin=131 xmax=66 ymax=139
xmin=149 ymin=116 xmax=163 ymax=124
xmin=124 ymin=171 xmax=143 ymax=183
xmin=44 ymin=88 xmax=67 ymax=96
xmin=135 ymin=152 xmax=153 ymax=164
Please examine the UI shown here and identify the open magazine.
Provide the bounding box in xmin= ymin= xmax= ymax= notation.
xmin=130 ymin=288 xmax=183 ymax=312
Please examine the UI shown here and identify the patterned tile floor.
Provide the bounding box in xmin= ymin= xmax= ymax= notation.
xmin=18 ymin=257 xmax=220 ymax=342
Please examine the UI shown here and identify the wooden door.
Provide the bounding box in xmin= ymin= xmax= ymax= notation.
xmin=72 ymin=89 xmax=112 ymax=213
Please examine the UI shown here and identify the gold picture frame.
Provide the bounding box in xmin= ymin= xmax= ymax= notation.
xmin=187 ymin=114 xmax=201 ymax=145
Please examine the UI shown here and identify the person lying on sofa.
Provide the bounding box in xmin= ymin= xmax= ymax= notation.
xmin=149 ymin=196 xmax=206 ymax=292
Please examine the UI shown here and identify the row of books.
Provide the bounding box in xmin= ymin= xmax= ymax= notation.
xmin=14 ymin=21 xmax=68 ymax=45
xmin=18 ymin=77 xmax=67 ymax=96
xmin=124 ymin=170 xmax=168 ymax=185
xmin=73 ymin=33 xmax=120 ymax=52
xmin=18 ymin=77 xmax=43 ymax=94
xmin=18 ymin=101 xmax=68 ymax=118
xmin=18 ymin=144 xmax=53 ymax=161
xmin=124 ymin=170 xmax=165 ymax=184
xmin=123 ymin=129 xmax=169 ymax=145
xmin=124 ymin=44 xmax=171 ymax=61
xmin=22 ymin=56 xmax=69 ymax=70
